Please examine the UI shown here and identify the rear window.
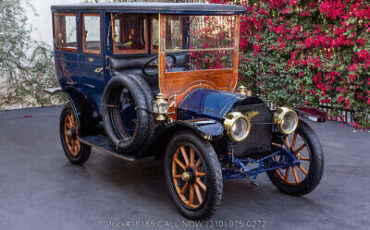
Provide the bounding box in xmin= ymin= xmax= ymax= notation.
xmin=113 ymin=14 xmax=148 ymax=54
xmin=53 ymin=13 xmax=77 ymax=51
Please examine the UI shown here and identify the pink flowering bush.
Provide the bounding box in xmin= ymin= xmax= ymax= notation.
xmin=211 ymin=0 xmax=369 ymax=128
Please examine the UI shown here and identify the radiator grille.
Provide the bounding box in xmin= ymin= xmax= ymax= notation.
xmin=231 ymin=103 xmax=273 ymax=156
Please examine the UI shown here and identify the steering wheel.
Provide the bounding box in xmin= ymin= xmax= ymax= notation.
xmin=142 ymin=55 xmax=176 ymax=77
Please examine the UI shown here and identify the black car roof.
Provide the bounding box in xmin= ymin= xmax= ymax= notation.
xmin=51 ymin=2 xmax=246 ymax=15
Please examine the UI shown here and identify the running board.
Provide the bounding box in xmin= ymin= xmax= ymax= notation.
xmin=79 ymin=135 xmax=154 ymax=162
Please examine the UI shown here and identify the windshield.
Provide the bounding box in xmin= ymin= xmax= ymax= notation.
xmin=162 ymin=15 xmax=236 ymax=71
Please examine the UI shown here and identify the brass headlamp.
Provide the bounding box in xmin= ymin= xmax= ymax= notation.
xmin=273 ymin=107 xmax=299 ymax=135
xmin=223 ymin=112 xmax=251 ymax=142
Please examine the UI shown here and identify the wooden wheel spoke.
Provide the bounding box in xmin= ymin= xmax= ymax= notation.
xmin=196 ymin=171 xmax=206 ymax=177
xmin=65 ymin=135 xmax=72 ymax=145
xmin=67 ymin=114 xmax=73 ymax=127
xmin=272 ymin=142 xmax=284 ymax=148
xmin=180 ymin=182 xmax=189 ymax=195
xmin=174 ymin=158 xmax=186 ymax=170
xmin=194 ymin=159 xmax=201 ymax=170
xmin=291 ymin=133 xmax=297 ymax=150
xmin=76 ymin=140 xmax=81 ymax=151
xmin=173 ymin=174 xmax=182 ymax=178
xmin=294 ymin=144 xmax=306 ymax=155
xmin=65 ymin=121 xmax=71 ymax=129
xmin=190 ymin=148 xmax=195 ymax=166
xmin=196 ymin=178 xmax=206 ymax=191
xmin=74 ymin=142 xmax=79 ymax=153
xmin=285 ymin=136 xmax=290 ymax=148
xmin=189 ymin=184 xmax=194 ymax=205
xmin=180 ymin=146 xmax=189 ymax=166
xmin=292 ymin=166 xmax=300 ymax=183
xmin=299 ymin=165 xmax=308 ymax=175
xmin=194 ymin=184 xmax=203 ymax=204
xmin=70 ymin=114 xmax=76 ymax=126
xmin=284 ymin=167 xmax=290 ymax=182
xmin=299 ymin=156 xmax=310 ymax=161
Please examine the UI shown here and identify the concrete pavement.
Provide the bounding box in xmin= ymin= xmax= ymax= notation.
xmin=0 ymin=106 xmax=369 ymax=230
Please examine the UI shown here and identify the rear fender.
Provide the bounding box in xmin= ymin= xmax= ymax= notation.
xmin=63 ymin=87 xmax=99 ymax=136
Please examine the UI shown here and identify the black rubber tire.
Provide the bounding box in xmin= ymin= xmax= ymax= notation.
xmin=164 ymin=131 xmax=223 ymax=220
xmin=267 ymin=120 xmax=324 ymax=196
xmin=102 ymin=73 xmax=153 ymax=154
xmin=124 ymin=73 xmax=156 ymax=143
xmin=59 ymin=103 xmax=91 ymax=165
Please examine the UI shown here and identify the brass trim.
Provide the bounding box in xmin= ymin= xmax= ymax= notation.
xmin=223 ymin=112 xmax=251 ymax=142
xmin=153 ymin=93 xmax=169 ymax=122
xmin=94 ymin=67 xmax=103 ymax=73
xmin=273 ymin=107 xmax=299 ymax=135
xmin=245 ymin=111 xmax=259 ymax=121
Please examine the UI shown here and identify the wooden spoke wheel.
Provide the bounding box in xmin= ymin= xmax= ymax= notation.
xmin=273 ymin=131 xmax=311 ymax=185
xmin=60 ymin=103 xmax=91 ymax=165
xmin=172 ymin=145 xmax=207 ymax=209
xmin=165 ymin=131 xmax=223 ymax=220
xmin=63 ymin=110 xmax=80 ymax=157
xmin=267 ymin=120 xmax=324 ymax=196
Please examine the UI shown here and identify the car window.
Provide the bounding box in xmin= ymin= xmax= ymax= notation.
xmin=54 ymin=13 xmax=77 ymax=51
xmin=113 ymin=14 xmax=148 ymax=54
xmin=151 ymin=17 xmax=159 ymax=52
xmin=82 ymin=14 xmax=101 ymax=54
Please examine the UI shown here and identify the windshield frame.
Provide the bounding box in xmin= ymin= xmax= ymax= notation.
xmin=158 ymin=13 xmax=240 ymax=103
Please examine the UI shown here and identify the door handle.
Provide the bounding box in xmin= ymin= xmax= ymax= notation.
xmin=94 ymin=67 xmax=103 ymax=73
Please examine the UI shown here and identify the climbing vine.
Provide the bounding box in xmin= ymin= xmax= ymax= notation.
xmin=210 ymin=0 xmax=369 ymax=128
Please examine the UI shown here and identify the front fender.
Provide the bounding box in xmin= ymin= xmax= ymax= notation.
xmin=295 ymin=107 xmax=328 ymax=122
xmin=174 ymin=119 xmax=224 ymax=138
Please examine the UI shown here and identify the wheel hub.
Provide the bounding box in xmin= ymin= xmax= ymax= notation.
xmin=66 ymin=127 xmax=77 ymax=140
xmin=181 ymin=168 xmax=196 ymax=183
xmin=66 ymin=130 xmax=73 ymax=138
xmin=181 ymin=172 xmax=191 ymax=182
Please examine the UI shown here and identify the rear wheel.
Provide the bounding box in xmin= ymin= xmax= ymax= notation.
xmin=165 ymin=131 xmax=223 ymax=220
xmin=60 ymin=103 xmax=91 ymax=165
xmin=267 ymin=120 xmax=324 ymax=196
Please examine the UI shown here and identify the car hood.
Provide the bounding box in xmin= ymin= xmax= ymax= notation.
xmin=177 ymin=88 xmax=246 ymax=121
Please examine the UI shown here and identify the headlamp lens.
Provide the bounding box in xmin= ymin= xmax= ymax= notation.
xmin=232 ymin=117 xmax=249 ymax=141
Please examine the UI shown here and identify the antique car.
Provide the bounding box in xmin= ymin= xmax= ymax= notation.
xmin=48 ymin=3 xmax=325 ymax=219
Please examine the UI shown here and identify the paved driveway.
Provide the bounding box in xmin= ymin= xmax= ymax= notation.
xmin=0 ymin=106 xmax=369 ymax=230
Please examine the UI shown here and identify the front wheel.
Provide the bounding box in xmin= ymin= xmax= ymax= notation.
xmin=267 ymin=120 xmax=324 ymax=196
xmin=164 ymin=131 xmax=223 ymax=220
xmin=60 ymin=103 xmax=91 ymax=165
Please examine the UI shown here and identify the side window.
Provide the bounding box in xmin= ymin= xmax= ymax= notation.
xmin=165 ymin=16 xmax=182 ymax=50
xmin=151 ymin=17 xmax=159 ymax=52
xmin=54 ymin=13 xmax=77 ymax=51
xmin=113 ymin=14 xmax=148 ymax=54
xmin=82 ymin=14 xmax=101 ymax=54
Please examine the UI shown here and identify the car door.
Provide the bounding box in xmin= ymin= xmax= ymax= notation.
xmin=79 ymin=13 xmax=105 ymax=113
xmin=53 ymin=13 xmax=80 ymax=86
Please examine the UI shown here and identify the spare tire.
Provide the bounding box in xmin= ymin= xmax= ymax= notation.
xmin=122 ymin=73 xmax=156 ymax=136
xmin=102 ymin=73 xmax=154 ymax=154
